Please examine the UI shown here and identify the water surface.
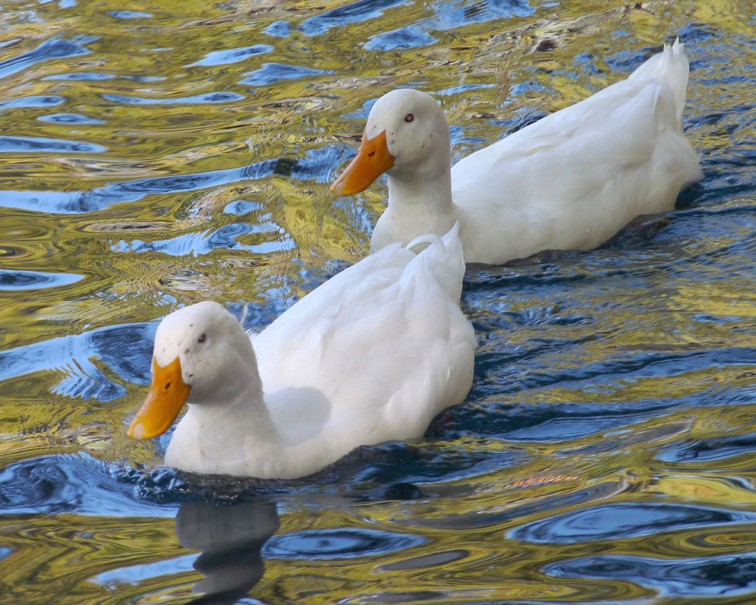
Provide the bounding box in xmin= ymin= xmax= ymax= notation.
xmin=0 ymin=0 xmax=754 ymax=603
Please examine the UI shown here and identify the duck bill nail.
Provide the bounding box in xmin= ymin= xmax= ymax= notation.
xmin=128 ymin=356 xmax=191 ymax=440
xmin=330 ymin=130 xmax=395 ymax=196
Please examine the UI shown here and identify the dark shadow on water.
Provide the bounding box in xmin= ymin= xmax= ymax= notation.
xmin=176 ymin=499 xmax=280 ymax=604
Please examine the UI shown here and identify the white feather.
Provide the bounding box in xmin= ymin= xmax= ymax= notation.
xmin=364 ymin=40 xmax=701 ymax=264
xmin=149 ymin=225 xmax=474 ymax=479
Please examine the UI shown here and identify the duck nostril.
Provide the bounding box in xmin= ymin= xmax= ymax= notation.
xmin=368 ymin=150 xmax=376 ymax=158
xmin=164 ymin=381 xmax=171 ymax=392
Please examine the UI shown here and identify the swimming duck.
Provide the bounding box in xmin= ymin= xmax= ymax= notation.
xmin=331 ymin=40 xmax=702 ymax=264
xmin=128 ymin=225 xmax=475 ymax=479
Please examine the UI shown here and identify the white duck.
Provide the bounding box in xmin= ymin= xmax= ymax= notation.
xmin=128 ymin=225 xmax=475 ymax=479
xmin=331 ymin=40 xmax=702 ymax=265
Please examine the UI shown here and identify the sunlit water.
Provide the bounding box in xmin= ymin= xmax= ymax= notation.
xmin=0 ymin=0 xmax=754 ymax=603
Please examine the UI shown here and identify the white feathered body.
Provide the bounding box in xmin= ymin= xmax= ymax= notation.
xmin=165 ymin=226 xmax=475 ymax=478
xmin=450 ymin=40 xmax=701 ymax=263
xmin=368 ymin=41 xmax=701 ymax=265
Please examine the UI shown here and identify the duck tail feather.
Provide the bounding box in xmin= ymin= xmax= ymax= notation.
xmin=407 ymin=223 xmax=465 ymax=303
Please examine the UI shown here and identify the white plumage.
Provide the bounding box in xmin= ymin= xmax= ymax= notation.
xmin=332 ymin=40 xmax=702 ymax=264
xmin=129 ymin=225 xmax=475 ymax=479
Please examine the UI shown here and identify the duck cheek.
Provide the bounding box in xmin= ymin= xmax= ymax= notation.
xmin=128 ymin=356 xmax=191 ymax=440
xmin=331 ymin=130 xmax=395 ymax=196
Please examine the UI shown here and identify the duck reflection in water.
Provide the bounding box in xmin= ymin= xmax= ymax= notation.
xmin=175 ymin=498 xmax=280 ymax=604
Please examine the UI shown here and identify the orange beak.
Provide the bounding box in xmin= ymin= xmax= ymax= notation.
xmin=128 ymin=356 xmax=191 ymax=440
xmin=331 ymin=130 xmax=395 ymax=196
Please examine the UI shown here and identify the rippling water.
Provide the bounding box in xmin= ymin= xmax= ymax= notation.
xmin=0 ymin=0 xmax=754 ymax=603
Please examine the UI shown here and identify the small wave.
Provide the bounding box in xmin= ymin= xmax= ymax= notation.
xmin=102 ymin=92 xmax=245 ymax=105
xmin=187 ymin=44 xmax=273 ymax=67
xmin=239 ymin=63 xmax=333 ymax=87
xmin=0 ymin=37 xmax=93 ymax=80
xmin=0 ymin=135 xmax=106 ymax=153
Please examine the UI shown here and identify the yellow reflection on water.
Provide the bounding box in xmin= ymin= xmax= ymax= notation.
xmin=0 ymin=0 xmax=754 ymax=603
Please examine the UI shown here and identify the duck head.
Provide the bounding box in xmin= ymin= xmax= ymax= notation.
xmin=128 ymin=301 xmax=259 ymax=440
xmin=331 ymin=89 xmax=451 ymax=195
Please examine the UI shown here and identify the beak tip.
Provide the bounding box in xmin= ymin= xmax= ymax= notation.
xmin=330 ymin=179 xmax=344 ymax=196
xmin=127 ymin=422 xmax=145 ymax=441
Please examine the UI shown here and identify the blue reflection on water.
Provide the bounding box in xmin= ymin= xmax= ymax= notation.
xmin=300 ymin=0 xmax=409 ymax=36
xmin=263 ymin=21 xmax=292 ymax=38
xmin=187 ymin=45 xmax=273 ymax=67
xmin=239 ymin=63 xmax=333 ymax=87
xmin=108 ymin=11 xmax=153 ymax=20
xmin=545 ymin=553 xmax=756 ymax=597
xmin=265 ymin=528 xmax=425 ymax=560
xmin=44 ymin=72 xmax=114 ymax=81
xmin=38 ymin=113 xmax=105 ymax=124
xmin=657 ymin=433 xmax=756 ymax=464
xmin=92 ymin=554 xmax=197 ymax=587
xmin=103 ymin=92 xmax=245 ymax=105
xmin=0 ymin=146 xmax=348 ymax=214
xmin=366 ymin=0 xmax=535 ymax=50
xmin=223 ymin=200 xmax=263 ymax=216
xmin=112 ymin=222 xmax=296 ymax=257
xmin=0 ymin=321 xmax=155 ymax=401
xmin=0 ymin=269 xmax=84 ymax=291
xmin=510 ymin=503 xmax=756 ymax=544
xmin=366 ymin=26 xmax=438 ymax=51
xmin=0 ymin=37 xmax=93 ymax=80
xmin=0 ymin=135 xmax=106 ymax=153
xmin=0 ymin=95 xmax=65 ymax=111
xmin=0 ymin=453 xmax=172 ymax=518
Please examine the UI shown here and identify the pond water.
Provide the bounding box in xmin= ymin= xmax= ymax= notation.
xmin=0 ymin=0 xmax=754 ymax=603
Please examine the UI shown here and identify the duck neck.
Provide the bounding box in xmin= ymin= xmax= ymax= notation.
xmin=170 ymin=352 xmax=290 ymax=476
xmin=199 ymin=375 xmax=278 ymax=435
xmin=383 ymin=159 xmax=456 ymax=242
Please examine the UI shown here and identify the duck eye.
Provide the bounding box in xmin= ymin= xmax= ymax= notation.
xmin=404 ymin=113 xmax=414 ymax=123
xmin=198 ymin=333 xmax=206 ymax=344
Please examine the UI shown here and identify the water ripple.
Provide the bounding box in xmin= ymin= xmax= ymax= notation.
xmin=0 ymin=37 xmax=92 ymax=80
xmin=0 ymin=322 xmax=154 ymax=402
xmin=0 ymin=161 xmax=276 ymax=214
xmin=0 ymin=269 xmax=84 ymax=291
xmin=366 ymin=27 xmax=438 ymax=51
xmin=0 ymin=147 xmax=345 ymax=214
xmin=510 ymin=503 xmax=756 ymax=544
xmin=44 ymin=72 xmax=115 ymax=81
xmin=102 ymin=92 xmax=245 ymax=105
xmin=265 ymin=528 xmax=424 ymax=560
xmin=112 ymin=222 xmax=295 ymax=257
xmin=657 ymin=433 xmax=756 ymax=464
xmin=0 ymin=95 xmax=65 ymax=111
xmin=497 ymin=347 xmax=756 ymax=396
xmin=239 ymin=63 xmax=333 ymax=87
xmin=411 ymin=481 xmax=624 ymax=531
xmin=545 ymin=552 xmax=756 ymax=597
xmin=263 ymin=21 xmax=292 ymax=38
xmin=0 ymin=136 xmax=106 ymax=153
xmin=108 ymin=11 xmax=153 ymax=20
xmin=37 ymin=113 xmax=105 ymax=125
xmin=0 ymin=453 xmax=169 ymax=518
xmin=187 ymin=44 xmax=273 ymax=67
xmin=300 ymin=0 xmax=408 ymax=36
xmin=366 ymin=0 xmax=535 ymax=51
